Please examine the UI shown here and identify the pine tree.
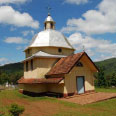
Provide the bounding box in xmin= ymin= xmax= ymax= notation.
xmin=97 ymin=67 xmax=107 ymax=87
xmin=110 ymin=72 xmax=116 ymax=87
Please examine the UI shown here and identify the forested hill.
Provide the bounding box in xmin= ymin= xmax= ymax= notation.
xmin=0 ymin=62 xmax=23 ymax=84
xmin=0 ymin=62 xmax=23 ymax=73
xmin=95 ymin=58 xmax=116 ymax=76
xmin=0 ymin=58 xmax=116 ymax=76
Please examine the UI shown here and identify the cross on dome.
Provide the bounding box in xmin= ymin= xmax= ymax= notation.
xmin=46 ymin=6 xmax=52 ymax=15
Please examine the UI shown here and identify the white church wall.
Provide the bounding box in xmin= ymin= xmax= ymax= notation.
xmin=24 ymin=58 xmax=58 ymax=79
xmin=25 ymin=47 xmax=74 ymax=58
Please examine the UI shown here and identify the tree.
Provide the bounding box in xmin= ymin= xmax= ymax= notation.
xmin=105 ymin=76 xmax=111 ymax=87
xmin=0 ymin=72 xmax=9 ymax=85
xmin=110 ymin=73 xmax=116 ymax=87
xmin=0 ymin=70 xmax=23 ymax=85
xmin=96 ymin=67 xmax=107 ymax=87
xmin=9 ymin=71 xmax=23 ymax=84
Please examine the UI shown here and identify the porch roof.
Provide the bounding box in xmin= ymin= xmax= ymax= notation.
xmin=18 ymin=77 xmax=64 ymax=84
xmin=23 ymin=51 xmax=67 ymax=62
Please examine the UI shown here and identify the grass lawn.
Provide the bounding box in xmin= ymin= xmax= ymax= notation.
xmin=0 ymin=88 xmax=116 ymax=116
xmin=96 ymin=87 xmax=116 ymax=93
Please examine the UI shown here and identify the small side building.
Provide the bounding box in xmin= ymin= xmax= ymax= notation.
xmin=18 ymin=14 xmax=98 ymax=97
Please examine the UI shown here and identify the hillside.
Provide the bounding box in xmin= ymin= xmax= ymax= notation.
xmin=0 ymin=62 xmax=23 ymax=84
xmin=0 ymin=62 xmax=23 ymax=73
xmin=95 ymin=58 xmax=116 ymax=76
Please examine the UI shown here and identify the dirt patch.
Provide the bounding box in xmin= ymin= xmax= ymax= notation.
xmin=23 ymin=101 xmax=63 ymax=116
xmin=1 ymin=98 xmax=65 ymax=116
xmin=61 ymin=92 xmax=116 ymax=105
xmin=1 ymin=98 xmax=29 ymax=106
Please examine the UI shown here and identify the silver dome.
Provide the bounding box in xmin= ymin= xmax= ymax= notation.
xmin=45 ymin=15 xmax=54 ymax=22
xmin=28 ymin=29 xmax=74 ymax=49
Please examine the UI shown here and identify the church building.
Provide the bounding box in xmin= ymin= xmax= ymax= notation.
xmin=18 ymin=14 xmax=98 ymax=97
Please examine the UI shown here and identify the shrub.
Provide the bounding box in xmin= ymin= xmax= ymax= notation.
xmin=9 ymin=103 xmax=25 ymax=116
xmin=0 ymin=111 xmax=4 ymax=116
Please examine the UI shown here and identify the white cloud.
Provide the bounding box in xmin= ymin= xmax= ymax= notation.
xmin=0 ymin=6 xmax=39 ymax=29
xmin=0 ymin=58 xmax=9 ymax=66
xmin=0 ymin=0 xmax=29 ymax=5
xmin=68 ymin=33 xmax=116 ymax=60
xmin=0 ymin=57 xmax=15 ymax=66
xmin=0 ymin=58 xmax=8 ymax=62
xmin=64 ymin=0 xmax=89 ymax=5
xmin=62 ymin=0 xmax=116 ymax=35
xmin=94 ymin=55 xmax=115 ymax=62
xmin=16 ymin=46 xmax=24 ymax=50
xmin=4 ymin=37 xmax=29 ymax=44
xmin=22 ymin=30 xmax=35 ymax=36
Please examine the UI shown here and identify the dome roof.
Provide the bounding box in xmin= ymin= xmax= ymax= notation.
xmin=28 ymin=29 xmax=74 ymax=49
xmin=45 ymin=15 xmax=54 ymax=22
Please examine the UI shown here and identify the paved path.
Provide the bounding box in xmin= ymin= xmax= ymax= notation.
xmin=61 ymin=92 xmax=116 ymax=105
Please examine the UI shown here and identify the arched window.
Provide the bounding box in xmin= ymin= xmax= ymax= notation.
xmin=76 ymin=62 xmax=83 ymax=67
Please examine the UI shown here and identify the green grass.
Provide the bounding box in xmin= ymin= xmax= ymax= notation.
xmin=95 ymin=87 xmax=116 ymax=93
xmin=0 ymin=88 xmax=116 ymax=116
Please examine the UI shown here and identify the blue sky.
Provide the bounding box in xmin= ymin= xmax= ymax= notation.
xmin=0 ymin=0 xmax=116 ymax=65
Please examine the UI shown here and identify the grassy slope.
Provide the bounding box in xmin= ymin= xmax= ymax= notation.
xmin=0 ymin=88 xmax=116 ymax=116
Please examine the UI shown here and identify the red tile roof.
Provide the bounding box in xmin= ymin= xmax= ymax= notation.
xmin=18 ymin=77 xmax=64 ymax=84
xmin=46 ymin=52 xmax=84 ymax=75
xmin=46 ymin=52 xmax=98 ymax=75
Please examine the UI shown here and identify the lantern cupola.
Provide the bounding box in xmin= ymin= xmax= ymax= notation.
xmin=44 ymin=13 xmax=56 ymax=30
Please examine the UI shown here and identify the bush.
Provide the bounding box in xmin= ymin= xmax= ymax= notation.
xmin=0 ymin=111 xmax=4 ymax=116
xmin=9 ymin=104 xmax=25 ymax=116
